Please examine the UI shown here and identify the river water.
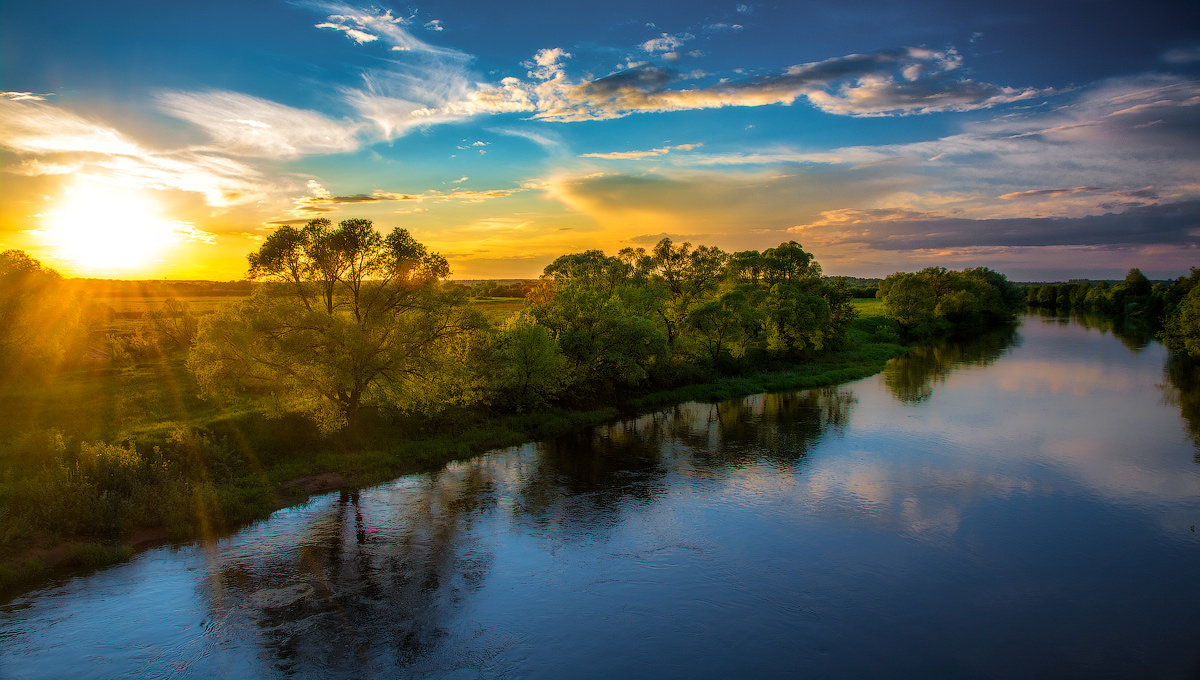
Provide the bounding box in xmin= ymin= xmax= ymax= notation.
xmin=2 ymin=315 xmax=1199 ymax=678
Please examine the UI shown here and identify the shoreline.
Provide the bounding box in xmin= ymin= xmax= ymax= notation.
xmin=0 ymin=333 xmax=913 ymax=602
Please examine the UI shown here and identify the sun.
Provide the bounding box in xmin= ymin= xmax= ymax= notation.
xmin=39 ymin=181 xmax=186 ymax=277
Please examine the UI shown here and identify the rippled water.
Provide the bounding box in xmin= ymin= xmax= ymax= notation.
xmin=3 ymin=315 xmax=1200 ymax=678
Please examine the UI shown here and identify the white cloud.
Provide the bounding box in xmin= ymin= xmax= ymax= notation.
xmin=156 ymin=90 xmax=363 ymax=158
xmin=0 ymin=97 xmax=267 ymax=206
xmin=579 ymin=143 xmax=701 ymax=160
xmin=1 ymin=91 xmax=48 ymax=102
xmin=308 ymin=2 xmax=466 ymax=58
xmin=424 ymin=19 xmax=444 ymax=31
xmin=314 ymin=21 xmax=379 ymax=44
xmin=641 ymin=32 xmax=694 ymax=54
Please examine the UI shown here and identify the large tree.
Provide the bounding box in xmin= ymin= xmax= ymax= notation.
xmin=189 ymin=218 xmax=478 ymax=431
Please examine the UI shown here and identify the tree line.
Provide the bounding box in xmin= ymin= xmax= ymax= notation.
xmin=179 ymin=218 xmax=1027 ymax=431
xmin=1024 ymin=267 xmax=1200 ymax=360
xmin=1 ymin=222 xmax=1032 ymax=434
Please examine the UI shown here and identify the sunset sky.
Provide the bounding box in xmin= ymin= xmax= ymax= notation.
xmin=2 ymin=0 xmax=1198 ymax=280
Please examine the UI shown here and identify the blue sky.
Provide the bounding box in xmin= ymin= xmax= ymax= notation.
xmin=1 ymin=0 xmax=1198 ymax=279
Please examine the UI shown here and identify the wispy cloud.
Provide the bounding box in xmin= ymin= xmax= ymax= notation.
xmin=306 ymin=2 xmax=463 ymax=56
xmin=156 ymin=91 xmax=363 ymax=158
xmin=286 ymin=180 xmax=525 ymax=217
xmin=579 ymin=143 xmax=701 ymax=160
xmin=0 ymin=96 xmax=265 ymax=206
xmin=1163 ymin=46 xmax=1200 ymax=64
xmin=1 ymin=91 xmax=48 ymax=101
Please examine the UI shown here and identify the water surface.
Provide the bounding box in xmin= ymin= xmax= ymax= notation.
xmin=2 ymin=316 xmax=1199 ymax=678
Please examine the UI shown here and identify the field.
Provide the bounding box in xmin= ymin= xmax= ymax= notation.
xmin=468 ymin=297 xmax=527 ymax=323
xmin=851 ymin=297 xmax=885 ymax=316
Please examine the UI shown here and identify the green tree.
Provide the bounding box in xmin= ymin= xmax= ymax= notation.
xmin=647 ymin=238 xmax=727 ymax=347
xmin=189 ymin=218 xmax=477 ymax=431
xmin=478 ymin=313 xmax=570 ymax=410
xmin=879 ymin=272 xmax=937 ymax=331
xmin=530 ymin=281 xmax=667 ymax=395
xmin=687 ymin=289 xmax=764 ymax=364
xmin=1162 ymin=283 xmax=1200 ymax=359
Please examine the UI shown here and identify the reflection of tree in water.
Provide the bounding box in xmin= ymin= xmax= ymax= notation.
xmin=514 ymin=423 xmax=668 ymax=536
xmin=203 ymin=461 xmax=501 ymax=677
xmin=884 ymin=325 xmax=1017 ymax=403
xmin=676 ymin=387 xmax=855 ymax=469
xmin=1068 ymin=311 xmax=1155 ymax=352
xmin=514 ymin=387 xmax=856 ymax=533
xmin=1162 ymin=355 xmax=1200 ymax=463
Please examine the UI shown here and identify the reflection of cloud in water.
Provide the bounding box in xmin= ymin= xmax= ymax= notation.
xmin=995 ymin=360 xmax=1139 ymax=396
xmin=800 ymin=458 xmax=1036 ymax=541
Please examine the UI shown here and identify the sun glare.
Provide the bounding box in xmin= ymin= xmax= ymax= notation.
xmin=39 ymin=181 xmax=187 ymax=277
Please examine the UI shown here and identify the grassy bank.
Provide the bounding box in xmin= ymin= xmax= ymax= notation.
xmin=0 ymin=299 xmax=905 ymax=599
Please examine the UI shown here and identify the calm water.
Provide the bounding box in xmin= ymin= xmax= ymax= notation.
xmin=3 ymin=315 xmax=1200 ymax=679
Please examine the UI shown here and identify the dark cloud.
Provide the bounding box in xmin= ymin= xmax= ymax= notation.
xmin=818 ymin=200 xmax=1200 ymax=250
xmin=581 ymin=65 xmax=677 ymax=95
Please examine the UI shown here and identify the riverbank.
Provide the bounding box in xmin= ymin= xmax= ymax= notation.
xmin=0 ymin=306 xmax=910 ymax=600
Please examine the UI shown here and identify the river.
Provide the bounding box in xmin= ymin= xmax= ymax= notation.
xmin=2 ymin=314 xmax=1199 ymax=678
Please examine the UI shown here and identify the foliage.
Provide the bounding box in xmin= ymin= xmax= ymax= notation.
xmin=190 ymin=218 xmax=479 ymax=431
xmin=476 ymin=313 xmax=570 ymax=410
xmin=146 ymin=298 xmax=198 ymax=349
xmin=878 ymin=266 xmax=1021 ymax=339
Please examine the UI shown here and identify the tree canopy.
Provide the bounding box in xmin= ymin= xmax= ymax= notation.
xmin=190 ymin=218 xmax=475 ymax=431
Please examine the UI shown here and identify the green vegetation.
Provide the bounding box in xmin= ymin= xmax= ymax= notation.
xmin=1026 ymin=267 xmax=1200 ymax=362
xmin=0 ymin=233 xmax=1026 ymax=597
xmin=877 ymin=266 xmax=1025 ymax=340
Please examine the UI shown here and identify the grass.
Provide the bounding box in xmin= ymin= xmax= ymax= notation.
xmin=851 ymin=297 xmax=885 ymax=316
xmin=468 ymin=297 xmax=527 ymax=323
xmin=0 ymin=302 xmax=909 ymax=600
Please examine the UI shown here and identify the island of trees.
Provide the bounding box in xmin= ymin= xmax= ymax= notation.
xmin=4 ymin=217 xmax=1194 ymax=595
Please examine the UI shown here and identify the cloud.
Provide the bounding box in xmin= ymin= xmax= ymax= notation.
xmin=486 ymin=126 xmax=565 ymax=154
xmin=288 ymin=180 xmax=524 ymax=216
xmin=0 ymin=96 xmax=265 ymax=206
xmin=1 ymin=91 xmax=48 ymax=101
xmin=1163 ymin=46 xmax=1200 ymax=64
xmin=641 ymin=32 xmax=694 ymax=54
xmin=156 ymin=90 xmax=363 ymax=158
xmin=314 ymin=21 xmax=379 ymax=44
xmin=579 ymin=143 xmax=701 ymax=160
xmin=788 ymin=200 xmax=1200 ymax=250
xmin=424 ymin=19 xmax=444 ymax=32
xmin=454 ymin=45 xmax=1047 ymax=122
xmin=685 ymin=74 xmax=1200 ymax=215
xmin=538 ymin=165 xmax=914 ymax=246
xmin=307 ymin=3 xmax=463 ymax=57
xmin=997 ymin=187 xmax=1107 ymax=200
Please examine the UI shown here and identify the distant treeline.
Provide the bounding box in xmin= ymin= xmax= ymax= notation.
xmin=1024 ymin=267 xmax=1200 ymax=360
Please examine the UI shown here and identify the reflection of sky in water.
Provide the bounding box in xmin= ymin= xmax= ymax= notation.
xmin=2 ymin=316 xmax=1199 ymax=678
